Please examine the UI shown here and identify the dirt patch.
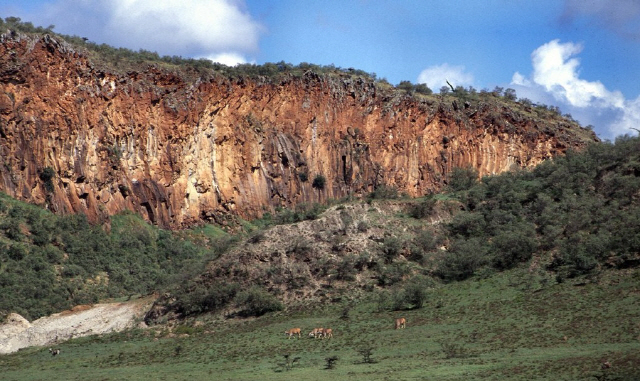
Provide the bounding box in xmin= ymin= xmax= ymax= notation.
xmin=60 ymin=304 xmax=94 ymax=315
xmin=0 ymin=297 xmax=155 ymax=354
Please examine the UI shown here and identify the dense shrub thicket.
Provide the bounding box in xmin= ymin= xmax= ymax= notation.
xmin=436 ymin=135 xmax=640 ymax=282
xmin=0 ymin=205 xmax=209 ymax=320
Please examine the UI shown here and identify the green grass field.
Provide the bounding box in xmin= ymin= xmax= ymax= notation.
xmin=3 ymin=268 xmax=639 ymax=381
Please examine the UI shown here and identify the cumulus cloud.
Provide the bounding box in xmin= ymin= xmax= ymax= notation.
xmin=417 ymin=63 xmax=474 ymax=90
xmin=560 ymin=0 xmax=640 ymax=39
xmin=205 ymin=52 xmax=248 ymax=66
xmin=512 ymin=39 xmax=640 ymax=139
xmin=39 ymin=0 xmax=262 ymax=63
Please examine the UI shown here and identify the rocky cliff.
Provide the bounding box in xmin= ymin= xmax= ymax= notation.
xmin=0 ymin=32 xmax=597 ymax=228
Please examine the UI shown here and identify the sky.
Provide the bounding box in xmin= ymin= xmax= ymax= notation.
xmin=1 ymin=0 xmax=639 ymax=140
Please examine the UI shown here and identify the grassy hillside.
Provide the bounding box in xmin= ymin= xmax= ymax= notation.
xmin=1 ymin=268 xmax=638 ymax=380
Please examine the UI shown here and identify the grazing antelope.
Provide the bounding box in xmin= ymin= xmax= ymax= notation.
xmin=49 ymin=348 xmax=61 ymax=356
xmin=309 ymin=328 xmax=324 ymax=338
xmin=322 ymin=328 xmax=333 ymax=339
xmin=395 ymin=317 xmax=406 ymax=329
xmin=284 ymin=328 xmax=301 ymax=339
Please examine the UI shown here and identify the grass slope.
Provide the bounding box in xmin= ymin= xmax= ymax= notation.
xmin=2 ymin=268 xmax=639 ymax=381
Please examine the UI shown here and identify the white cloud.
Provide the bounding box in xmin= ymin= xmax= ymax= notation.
xmin=417 ymin=63 xmax=474 ymax=90
xmin=39 ymin=0 xmax=262 ymax=63
xmin=204 ymin=52 xmax=248 ymax=66
xmin=512 ymin=39 xmax=640 ymax=139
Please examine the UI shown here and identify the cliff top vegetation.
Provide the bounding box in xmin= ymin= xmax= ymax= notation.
xmin=1 ymin=15 xmax=591 ymax=133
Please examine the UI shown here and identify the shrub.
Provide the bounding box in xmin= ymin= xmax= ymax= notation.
xmin=171 ymin=281 xmax=240 ymax=316
xmin=234 ymin=286 xmax=283 ymax=317
xmin=448 ymin=212 xmax=486 ymax=238
xmin=435 ymin=238 xmax=488 ymax=282
xmin=414 ymin=83 xmax=432 ymax=95
xmin=377 ymin=262 xmax=411 ymax=286
xmin=335 ymin=255 xmax=358 ymax=281
xmin=324 ymin=356 xmax=339 ymax=369
xmin=402 ymin=275 xmax=432 ymax=309
xmin=491 ymin=223 xmax=538 ymax=270
xmin=356 ymin=344 xmax=377 ymax=364
xmin=39 ymin=167 xmax=56 ymax=192
xmin=413 ymin=229 xmax=440 ymax=254
xmin=312 ymin=174 xmax=326 ymax=190
xmin=408 ymin=197 xmax=436 ymax=219
xmin=367 ymin=184 xmax=400 ymax=201
xmin=7 ymin=244 xmax=26 ymax=261
xmin=375 ymin=290 xmax=392 ymax=312
xmin=381 ymin=237 xmax=402 ymax=264
xmin=448 ymin=166 xmax=478 ymax=192
xmin=356 ymin=220 xmax=369 ymax=232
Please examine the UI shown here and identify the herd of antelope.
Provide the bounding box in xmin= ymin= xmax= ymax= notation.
xmin=284 ymin=318 xmax=406 ymax=339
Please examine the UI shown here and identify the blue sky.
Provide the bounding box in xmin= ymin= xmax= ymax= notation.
xmin=2 ymin=0 xmax=639 ymax=140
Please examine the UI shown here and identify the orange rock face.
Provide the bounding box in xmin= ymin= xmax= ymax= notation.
xmin=0 ymin=33 xmax=597 ymax=228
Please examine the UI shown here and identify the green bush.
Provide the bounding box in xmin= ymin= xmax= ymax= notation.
xmin=408 ymin=197 xmax=436 ymax=219
xmin=335 ymin=255 xmax=358 ymax=281
xmin=435 ymin=238 xmax=488 ymax=282
xmin=491 ymin=223 xmax=538 ymax=270
xmin=174 ymin=281 xmax=239 ymax=316
xmin=234 ymin=286 xmax=283 ymax=317
xmin=448 ymin=212 xmax=486 ymax=238
xmin=312 ymin=174 xmax=326 ymax=190
xmin=367 ymin=184 xmax=400 ymax=201
xmin=39 ymin=167 xmax=56 ymax=192
xmin=448 ymin=167 xmax=478 ymax=192
xmin=377 ymin=262 xmax=411 ymax=286
xmin=381 ymin=237 xmax=403 ymax=264
xmin=402 ymin=276 xmax=433 ymax=309
xmin=413 ymin=229 xmax=440 ymax=254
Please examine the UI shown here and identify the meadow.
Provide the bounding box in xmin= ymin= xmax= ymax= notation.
xmin=3 ymin=268 xmax=638 ymax=381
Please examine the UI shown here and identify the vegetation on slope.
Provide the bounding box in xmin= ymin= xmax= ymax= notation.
xmin=1 ymin=136 xmax=638 ymax=323
xmin=0 ymin=200 xmax=211 ymax=320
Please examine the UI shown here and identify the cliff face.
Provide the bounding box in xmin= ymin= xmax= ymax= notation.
xmin=0 ymin=33 xmax=597 ymax=228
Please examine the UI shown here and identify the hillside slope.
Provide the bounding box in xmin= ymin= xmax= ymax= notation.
xmin=0 ymin=31 xmax=596 ymax=228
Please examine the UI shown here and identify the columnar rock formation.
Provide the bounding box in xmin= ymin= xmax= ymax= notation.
xmin=0 ymin=33 xmax=597 ymax=228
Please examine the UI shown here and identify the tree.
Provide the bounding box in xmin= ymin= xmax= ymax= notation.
xmin=504 ymin=88 xmax=517 ymax=101
xmin=448 ymin=166 xmax=478 ymax=192
xmin=312 ymin=174 xmax=326 ymax=190
xmin=397 ymin=80 xmax=414 ymax=92
xmin=414 ymin=83 xmax=432 ymax=95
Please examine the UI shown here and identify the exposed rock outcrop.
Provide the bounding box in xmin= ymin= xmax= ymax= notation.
xmin=0 ymin=300 xmax=152 ymax=354
xmin=0 ymin=33 xmax=597 ymax=228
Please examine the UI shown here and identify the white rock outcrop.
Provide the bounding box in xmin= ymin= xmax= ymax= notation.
xmin=0 ymin=300 xmax=152 ymax=354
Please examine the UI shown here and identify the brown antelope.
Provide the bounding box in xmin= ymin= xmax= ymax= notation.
xmin=395 ymin=317 xmax=406 ymax=329
xmin=309 ymin=328 xmax=324 ymax=338
xmin=322 ymin=328 xmax=333 ymax=339
xmin=284 ymin=328 xmax=301 ymax=339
